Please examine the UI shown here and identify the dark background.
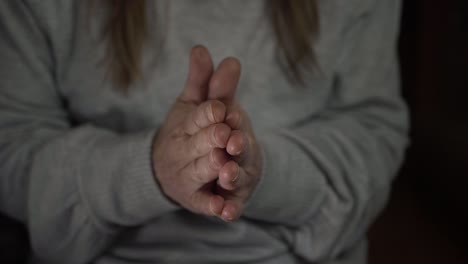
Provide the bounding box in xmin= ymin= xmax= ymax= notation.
xmin=369 ymin=0 xmax=468 ymax=263
xmin=1 ymin=1 xmax=467 ymax=263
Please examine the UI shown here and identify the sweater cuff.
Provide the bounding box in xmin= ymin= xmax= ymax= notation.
xmin=243 ymin=132 xmax=326 ymax=226
xmin=117 ymin=129 xmax=178 ymax=221
xmin=243 ymin=136 xmax=282 ymax=221
xmin=79 ymin=129 xmax=178 ymax=231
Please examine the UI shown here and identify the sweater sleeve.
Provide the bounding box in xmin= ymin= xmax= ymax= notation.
xmin=0 ymin=1 xmax=177 ymax=263
xmin=243 ymin=0 xmax=408 ymax=261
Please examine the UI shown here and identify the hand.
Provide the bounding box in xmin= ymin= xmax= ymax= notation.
xmin=152 ymin=46 xmax=232 ymax=216
xmin=206 ymin=57 xmax=263 ymax=221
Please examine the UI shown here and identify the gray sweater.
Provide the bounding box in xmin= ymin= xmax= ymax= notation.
xmin=0 ymin=0 xmax=408 ymax=263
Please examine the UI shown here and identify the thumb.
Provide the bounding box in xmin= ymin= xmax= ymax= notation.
xmin=179 ymin=45 xmax=214 ymax=104
xmin=208 ymin=57 xmax=241 ymax=104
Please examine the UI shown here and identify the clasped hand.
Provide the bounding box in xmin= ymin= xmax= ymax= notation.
xmin=152 ymin=46 xmax=262 ymax=221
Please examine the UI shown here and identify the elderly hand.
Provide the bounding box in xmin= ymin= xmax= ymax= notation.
xmin=152 ymin=46 xmax=231 ymax=217
xmin=153 ymin=45 xmax=263 ymax=221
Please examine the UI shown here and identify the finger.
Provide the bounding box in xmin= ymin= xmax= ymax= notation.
xmin=179 ymin=45 xmax=214 ymax=104
xmin=220 ymin=199 xmax=243 ymax=221
xmin=217 ymin=160 xmax=240 ymax=191
xmin=191 ymin=188 xmax=225 ymax=217
xmin=208 ymin=57 xmax=241 ymax=104
xmin=182 ymin=148 xmax=229 ymax=184
xmin=210 ymin=195 xmax=225 ymax=216
xmin=188 ymin=123 xmax=231 ymax=158
xmin=226 ymin=130 xmax=247 ymax=156
xmin=225 ymin=107 xmax=242 ymax=130
xmin=184 ymin=100 xmax=226 ymax=135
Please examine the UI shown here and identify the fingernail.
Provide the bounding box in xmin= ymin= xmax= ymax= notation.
xmin=233 ymin=143 xmax=243 ymax=156
xmin=213 ymin=125 xmax=220 ymax=147
xmin=231 ymin=164 xmax=240 ymax=182
xmin=222 ymin=210 xmax=233 ymax=221
xmin=208 ymin=103 xmax=216 ymax=123
xmin=228 ymin=144 xmax=238 ymax=155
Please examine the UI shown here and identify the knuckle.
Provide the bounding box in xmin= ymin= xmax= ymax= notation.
xmin=208 ymin=125 xmax=219 ymax=147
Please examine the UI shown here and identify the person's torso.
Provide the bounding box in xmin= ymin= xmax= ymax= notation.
xmin=35 ymin=0 xmax=370 ymax=263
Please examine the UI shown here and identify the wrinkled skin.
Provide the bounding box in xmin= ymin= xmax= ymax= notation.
xmin=152 ymin=46 xmax=262 ymax=221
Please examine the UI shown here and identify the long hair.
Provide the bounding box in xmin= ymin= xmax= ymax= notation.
xmin=98 ymin=0 xmax=319 ymax=89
